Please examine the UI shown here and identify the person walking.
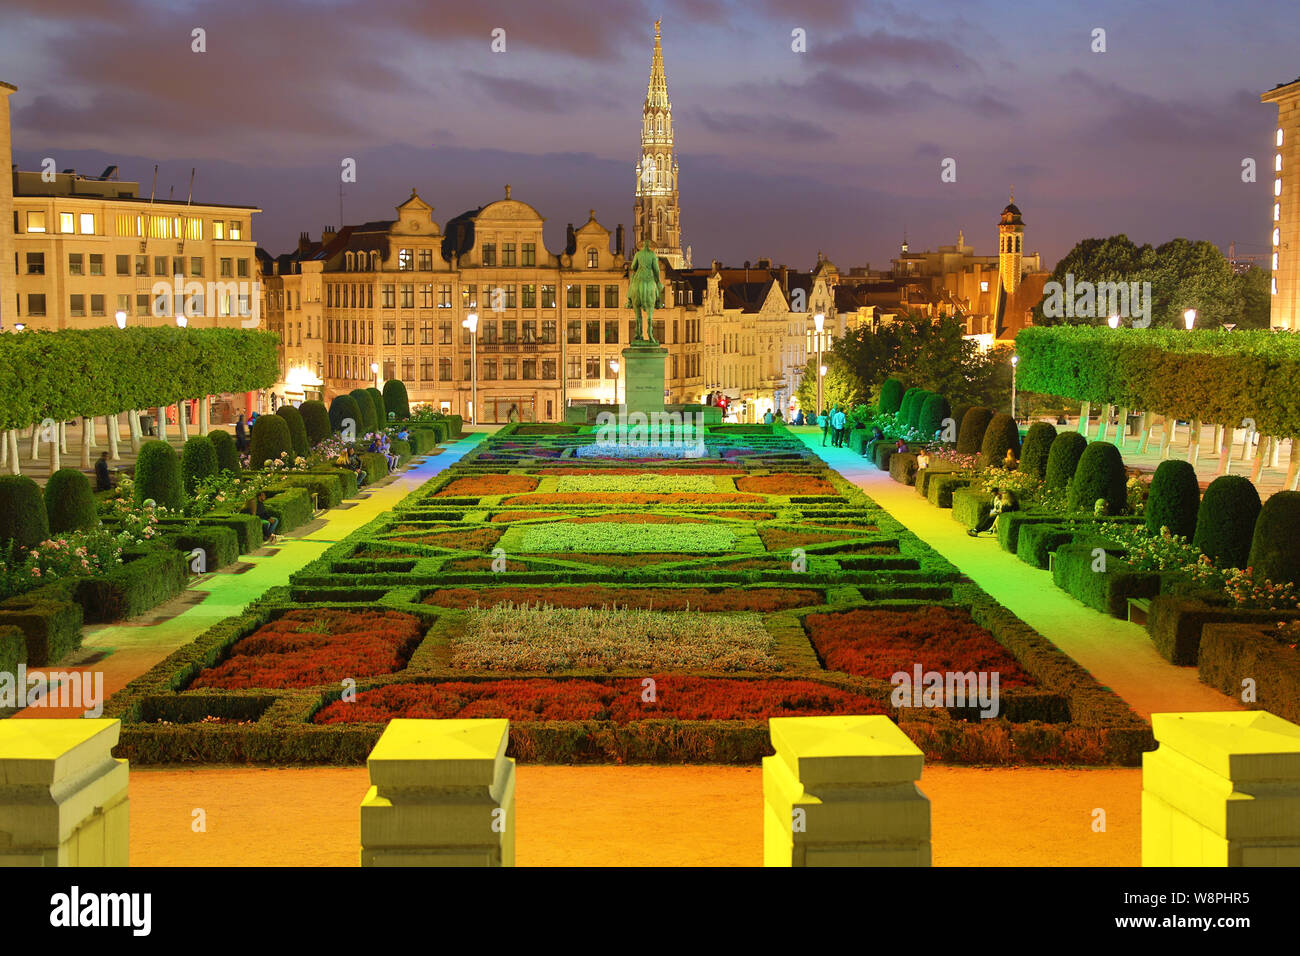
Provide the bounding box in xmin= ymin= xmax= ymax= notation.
xmin=94 ymin=451 xmax=114 ymax=492
xmin=819 ymin=408 xmax=830 ymax=446
xmin=235 ymin=413 xmax=247 ymax=453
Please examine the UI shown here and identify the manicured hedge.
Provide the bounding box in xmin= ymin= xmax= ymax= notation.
xmin=1145 ymin=460 xmax=1200 ymax=538
xmin=329 ymin=394 xmax=362 ymax=435
xmin=956 ymin=407 xmax=993 ymax=454
xmin=872 ymin=443 xmax=894 ymax=471
xmin=360 ymin=452 xmax=389 ymax=484
xmin=0 ymin=624 xmax=24 ymax=680
xmin=1247 ymin=490 xmax=1300 ymax=586
xmin=181 ymin=434 xmax=218 ymax=495
xmin=1018 ymin=422 xmax=1056 ymax=480
xmin=310 ymin=466 xmax=358 ymax=500
xmin=927 ymin=474 xmax=973 ymax=508
xmin=159 ymin=525 xmax=240 ymax=572
xmin=134 ymin=440 xmax=183 ymax=510
xmin=917 ymin=393 xmax=950 ymax=438
xmin=1067 ymin=441 xmax=1127 ymax=514
xmin=951 ymin=487 xmax=994 ymax=529
xmin=1192 ymin=475 xmax=1261 ymax=569
xmin=71 ymin=546 xmax=188 ymax=623
xmin=1 ymin=476 xmax=50 ymax=548
xmin=209 ymin=429 xmax=240 ymax=474
xmin=194 ymin=513 xmax=263 ymax=554
xmin=1198 ymin=623 xmax=1300 ymax=723
xmin=878 ymin=378 xmax=904 ymax=415
xmin=299 ymin=400 xmax=331 ymax=445
xmin=1052 ymin=543 xmax=1163 ymax=618
xmin=1146 ymin=594 xmax=1300 ymax=665
xmin=276 ymin=405 xmax=310 ymax=459
xmin=889 ymin=452 xmax=919 ymax=485
xmin=1045 ymin=431 xmax=1088 ymax=490
xmin=383 ymin=380 xmax=411 ymax=421
xmin=44 ymin=468 xmax=97 ymax=534
xmin=271 ymin=473 xmax=345 ymax=510
xmin=249 ymin=414 xmax=293 ymax=469
xmin=980 ymin=413 xmax=1022 ymax=468
xmin=350 ymin=389 xmax=378 ymax=433
xmin=263 ymin=487 xmax=314 ymax=533
xmin=0 ymin=589 xmax=84 ymax=666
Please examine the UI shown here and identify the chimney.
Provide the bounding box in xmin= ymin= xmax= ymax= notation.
xmin=712 ymin=259 xmax=722 ymax=273
xmin=322 ymin=225 xmax=337 ymax=243
xmin=298 ymin=231 xmax=311 ymax=254
xmin=757 ymin=257 xmax=772 ymax=269
xmin=615 ymin=224 xmax=625 ymax=257
xmin=780 ymin=266 xmax=789 ymax=293
xmin=566 ymin=223 xmax=576 ymax=255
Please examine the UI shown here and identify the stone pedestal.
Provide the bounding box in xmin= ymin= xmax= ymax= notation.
xmin=0 ymin=718 xmax=129 ymax=866
xmin=763 ymin=715 xmax=930 ymax=867
xmin=621 ymin=342 xmax=667 ymax=418
xmin=1143 ymin=711 xmax=1300 ymax=866
xmin=361 ymin=718 xmax=515 ymax=867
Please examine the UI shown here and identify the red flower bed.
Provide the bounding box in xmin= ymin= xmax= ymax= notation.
xmin=389 ymin=528 xmax=502 ymax=550
xmin=804 ymin=606 xmax=1036 ymax=687
xmin=541 ymin=467 xmax=743 ymax=476
xmin=434 ymin=475 xmax=538 ymax=497
xmin=735 ymin=474 xmax=836 ymax=495
xmin=759 ymin=527 xmax=873 ymax=551
xmin=442 ymin=556 xmax=537 ymax=572
xmin=708 ymin=510 xmax=775 ymax=521
xmin=312 ymin=677 xmax=887 ymax=724
xmin=488 ymin=511 xmax=566 ymax=523
xmin=423 ymin=586 xmax=823 ymax=612
xmin=502 ymin=492 xmax=763 ymax=505
xmin=192 ymin=609 xmax=425 ymax=690
xmin=568 ymin=513 xmax=704 ymax=524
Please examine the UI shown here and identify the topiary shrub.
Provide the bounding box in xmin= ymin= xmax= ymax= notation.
xmin=878 ymin=378 xmax=904 ymax=415
xmin=955 ymin=407 xmax=994 ymax=454
xmin=916 ymin=393 xmax=950 ymax=439
xmin=330 ymin=394 xmax=363 ymax=435
xmin=383 ymin=379 xmax=410 ymax=421
xmin=299 ymin=400 xmax=331 ymax=446
xmin=349 ymin=388 xmax=378 ymax=433
xmin=1145 ymin=460 xmax=1200 ymax=539
xmin=276 ymin=405 xmax=310 ymax=459
xmin=180 ymin=435 xmax=218 ymax=495
xmin=1 ymin=476 xmax=50 ymax=548
xmin=1193 ymin=475 xmax=1262 ymax=569
xmin=979 ymin=413 xmax=1022 ymax=468
xmin=1018 ymin=422 xmax=1056 ymax=479
xmin=1248 ymin=491 xmax=1300 ymax=586
xmin=43 ymin=468 xmax=98 ymax=535
xmin=945 ymin=405 xmax=969 ymax=443
xmin=904 ymin=390 xmax=933 ymax=429
xmin=134 ymin=440 xmax=183 ymax=510
xmin=1067 ymin=442 xmax=1127 ymax=513
xmin=209 ymin=429 xmax=240 ymax=475
xmin=898 ymin=387 xmax=922 ymax=423
xmin=366 ymin=387 xmax=387 ymax=425
xmin=249 ymin=415 xmax=293 ymax=470
xmin=1044 ymin=431 xmax=1088 ymax=490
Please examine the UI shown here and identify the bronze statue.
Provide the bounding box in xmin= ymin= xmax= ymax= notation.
xmin=626 ymin=240 xmax=664 ymax=344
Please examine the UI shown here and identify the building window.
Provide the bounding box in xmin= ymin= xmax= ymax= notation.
xmin=503 ymin=285 xmax=517 ymax=309
xmin=522 ymin=320 xmax=536 ymax=344
xmin=229 ymin=221 xmax=243 ymax=240
xmin=605 ymin=284 xmax=620 ymax=308
xmin=567 ymin=319 xmax=581 ymax=344
xmin=219 ymin=258 xmax=232 ymax=277
xmin=90 ymin=294 xmax=105 ymax=317
xmin=26 ymin=252 xmax=44 ymax=275
xmin=522 ymin=284 xmax=536 ymax=308
xmin=68 ymin=253 xmax=84 ymax=276
xmin=482 ymin=319 xmax=498 ymax=344
xmin=586 ymin=320 xmax=600 ymax=344
xmin=402 ymin=320 xmax=415 ymax=345
xmin=481 ymin=243 xmax=496 ymax=266
xmin=567 ymin=285 xmax=581 ymax=308
xmin=521 ymin=243 xmax=535 ymax=266
xmin=59 ymin=212 xmax=74 ymax=233
xmin=418 ymin=248 xmax=433 ymax=270
xmin=585 ymin=356 xmax=601 ymax=378
xmin=482 ymin=359 xmax=497 ymax=381
xmin=439 ymin=357 xmax=452 ymax=381
xmin=541 ymin=358 xmax=556 ymax=380
xmin=502 ymin=243 xmax=516 ymax=266
xmin=399 ymin=248 xmax=414 ymax=271
xmin=586 ymin=285 xmax=600 ymax=308
xmin=116 ymin=254 xmax=130 ymax=276
xmin=463 ymin=358 xmax=472 ymax=380
xmin=605 ymin=320 xmax=619 ymax=344
xmin=541 ymin=320 xmax=556 ymax=344
xmin=418 ymin=283 xmax=433 ymax=309
xmin=522 ymin=359 xmax=537 ymax=379
xmin=27 ymin=294 xmax=46 ymax=316
xmin=382 ymin=284 xmax=396 ymax=308
xmin=420 ymin=320 xmax=434 ymax=345
xmin=439 ymin=320 xmax=452 ymax=344
xmin=213 ymin=220 xmax=225 ymax=240
xmin=136 ymin=293 xmax=150 ymax=316
xmin=25 ymin=211 xmax=46 ymax=233
xmin=400 ymin=284 xmax=414 ymax=308
xmin=503 ymin=320 xmax=517 ymax=345
xmin=541 ymin=284 xmax=556 ymax=308
xmin=80 ymin=213 xmax=95 ymax=234
xmin=461 ymin=285 xmax=477 ymax=309
xmin=503 ymin=358 xmax=517 ymax=380
xmin=437 ymin=284 xmax=452 ymax=308
xmin=567 ymin=355 xmax=582 ymax=380
xmin=70 ymin=294 xmax=85 ymax=317
xmin=980 ymin=281 xmax=989 ymax=292
xmin=587 ymin=248 xmax=598 ymax=268
xmin=88 ymin=254 xmax=103 ymax=276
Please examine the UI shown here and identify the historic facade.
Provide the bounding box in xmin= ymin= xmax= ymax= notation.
xmin=1263 ymin=75 xmax=1300 ymax=330
xmin=633 ymin=20 xmax=684 ymax=269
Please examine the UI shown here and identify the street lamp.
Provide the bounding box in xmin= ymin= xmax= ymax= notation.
xmin=176 ymin=315 xmax=188 ymax=328
xmin=1107 ymin=314 xmax=1120 ymax=329
xmin=1011 ymin=354 xmax=1019 ymax=420
xmin=114 ymin=310 xmax=127 ymax=330
xmin=1184 ymin=309 xmax=1197 ymax=330
xmin=370 ymin=361 xmax=380 ymax=390
xmin=13 ymin=323 xmax=24 ymax=332
xmin=609 ymin=359 xmax=621 ymax=407
xmin=813 ymin=312 xmax=825 ymax=415
xmin=462 ymin=311 xmax=479 ymax=424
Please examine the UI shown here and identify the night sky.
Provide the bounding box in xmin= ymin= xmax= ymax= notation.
xmin=2 ymin=0 xmax=1297 ymax=272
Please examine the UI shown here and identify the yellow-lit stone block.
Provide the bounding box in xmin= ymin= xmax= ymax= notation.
xmin=1143 ymin=712 xmax=1300 ymax=867
xmin=764 ymin=716 xmax=930 ymax=867
xmin=361 ymin=719 xmax=514 ymax=867
xmin=0 ymin=719 xmax=129 ymax=867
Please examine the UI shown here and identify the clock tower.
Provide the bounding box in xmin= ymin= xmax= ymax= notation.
xmin=633 ymin=21 xmax=684 ymax=268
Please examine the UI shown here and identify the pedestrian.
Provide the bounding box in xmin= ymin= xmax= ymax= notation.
xmin=763 ymin=409 xmax=774 ymax=425
xmin=94 ymin=451 xmax=114 ymax=492
xmin=969 ymin=488 xmax=1018 ymax=537
xmin=235 ymin=413 xmax=247 ymax=452
xmin=831 ymin=406 xmax=847 ymax=447
xmin=819 ymin=408 xmax=830 ymax=446
xmin=793 ymin=409 xmax=805 ymax=426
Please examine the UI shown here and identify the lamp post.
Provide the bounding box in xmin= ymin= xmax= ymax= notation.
xmin=813 ymin=312 xmax=825 ymax=415
xmin=1011 ymin=354 xmax=1019 ymax=420
xmin=370 ymin=361 xmax=380 ymax=390
xmin=609 ymin=359 xmax=621 ymax=407
xmin=1107 ymin=314 xmax=1120 ymax=329
xmin=462 ymin=311 xmax=479 ymax=424
xmin=1184 ymin=309 xmax=1197 ymax=331
xmin=176 ymin=314 xmax=188 ymax=329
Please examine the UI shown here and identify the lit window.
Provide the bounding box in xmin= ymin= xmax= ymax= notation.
xmin=1276 ymin=179 xmax=1283 ymax=197
xmin=1276 ymin=154 xmax=1284 ymax=172
xmin=587 ymin=248 xmax=598 ymax=268
xmin=980 ymin=281 xmax=989 ymax=292
xmin=1273 ymin=277 xmax=1278 ymax=295
xmin=1279 ymin=129 xmax=1285 ymax=147
xmin=1274 ymin=228 xmax=1281 ymax=246
xmin=1276 ymin=203 xmax=1282 ymax=222
xmin=1273 ymin=253 xmax=1279 ymax=270
xmin=26 ymin=211 xmax=46 ymax=233
xmin=59 ymin=212 xmax=74 ymax=233
xmin=213 ymin=220 xmax=225 ymax=240
xmin=229 ymin=221 xmax=242 ymax=240
xmin=79 ymin=213 xmax=95 ymax=234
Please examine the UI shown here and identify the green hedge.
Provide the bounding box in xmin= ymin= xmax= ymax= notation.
xmin=180 ymin=434 xmax=218 ymax=495
xmin=1248 ymin=491 xmax=1300 ymax=586
xmin=366 ymin=387 xmax=388 ymax=426
xmin=159 ymin=525 xmax=240 ymax=572
xmin=1052 ymin=543 xmax=1163 ymax=618
xmin=1192 ymin=475 xmax=1261 ymax=568
xmin=350 ymin=389 xmax=378 ymax=433
xmin=309 ymin=466 xmax=358 ymax=500
xmin=1016 ymin=521 xmax=1095 ymax=569
xmin=1145 ymin=460 xmax=1200 ymax=538
xmin=878 ymin=378 xmax=904 ymax=415
xmin=1198 ymin=623 xmax=1300 ymax=723
xmin=0 ymin=589 xmax=84 ymax=666
xmin=915 ymin=464 xmax=962 ymax=499
xmin=383 ymin=380 xmax=411 ymax=421
xmin=1045 ymin=431 xmax=1088 ymax=490
xmin=329 ymin=394 xmax=362 ymax=435
xmin=980 ymin=413 xmax=1021 ymax=468
xmin=888 ymin=452 xmax=919 ymax=485
xmin=271 ymin=473 xmax=345 ymax=510
xmin=300 ymin=400 xmax=331 ymax=445
xmin=872 ymin=443 xmax=894 ymax=471
xmin=917 ymin=393 xmax=950 ymax=438
xmin=1067 ymin=441 xmax=1127 ymax=514
xmin=404 ymin=427 xmax=439 ymax=455
xmin=1144 ymin=594 xmax=1300 ymax=665
xmin=956 ymin=407 xmax=993 ymax=454
xmin=0 ymin=624 xmax=25 ymax=680
xmin=71 ymin=546 xmax=187 ymax=622
xmin=262 ymin=487 xmax=314 ymax=533
xmin=951 ymin=487 xmax=994 ymax=529
xmin=194 ymin=513 xmax=263 ymax=554
xmin=249 ymin=414 xmax=293 ymax=469
xmin=1018 ymin=422 xmax=1056 ymax=480
xmin=134 ymin=441 xmax=183 ymax=510
xmin=209 ymin=429 xmax=240 ymax=474
xmin=276 ymin=405 xmax=310 ymax=459
xmin=927 ymin=474 xmax=972 ymax=508
xmin=359 ymin=452 xmax=389 ymax=484
xmin=0 ymin=475 xmax=50 ymax=548
xmin=44 ymin=468 xmax=98 ymax=534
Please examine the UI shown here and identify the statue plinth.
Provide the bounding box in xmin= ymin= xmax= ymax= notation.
xmin=621 ymin=341 xmax=667 ymax=417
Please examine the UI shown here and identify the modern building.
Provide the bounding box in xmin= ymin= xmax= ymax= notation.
xmin=1263 ymin=75 xmax=1300 ymax=330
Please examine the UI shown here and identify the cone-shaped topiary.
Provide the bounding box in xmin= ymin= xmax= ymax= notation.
xmin=44 ymin=468 xmax=97 ymax=534
xmin=1018 ymin=422 xmax=1057 ymax=479
xmin=979 ymin=413 xmax=1022 ymax=468
xmin=276 ymin=405 xmax=310 ymax=459
xmin=1144 ymin=460 xmax=1200 ymax=538
xmin=329 ymin=394 xmax=362 ymax=435
xmin=955 ymin=406 xmax=994 ymax=454
xmin=878 ymin=378 xmax=904 ymax=415
xmin=1044 ymin=431 xmax=1088 ymax=490
xmin=0 ymin=475 xmax=50 ymax=548
xmin=349 ymin=388 xmax=377 ymax=433
xmin=299 ymin=400 xmax=331 ymax=445
xmin=134 ymin=440 xmax=183 ymax=510
xmin=209 ymin=429 xmax=240 ymax=474
xmin=249 ymin=414 xmax=293 ymax=469
xmin=898 ymin=387 xmax=922 ymax=423
xmin=904 ymin=390 xmax=933 ymax=429
xmin=917 ymin=393 xmax=951 ymax=439
xmin=383 ymin=379 xmax=410 ymax=421
xmin=1248 ymin=491 xmax=1300 ymax=586
xmin=1193 ymin=475 xmax=1262 ymax=569
xmin=366 ymin=387 xmax=387 ymax=425
xmin=946 ymin=405 xmax=970 ymax=443
xmin=1067 ymin=441 xmax=1127 ymax=513
xmin=180 ymin=435 xmax=218 ymax=495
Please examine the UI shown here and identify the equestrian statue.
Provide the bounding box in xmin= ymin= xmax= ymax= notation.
xmin=626 ymin=239 xmax=664 ymax=344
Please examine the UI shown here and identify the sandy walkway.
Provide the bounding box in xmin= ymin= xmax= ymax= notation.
xmin=128 ymin=764 xmax=1139 ymax=867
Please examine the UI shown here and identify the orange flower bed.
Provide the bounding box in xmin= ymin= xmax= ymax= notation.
xmin=707 ymin=511 xmax=775 ymax=521
xmin=423 ymin=586 xmax=823 ymax=612
xmin=759 ymin=527 xmax=873 ymax=551
xmin=735 ymin=474 xmax=837 ymax=495
xmin=488 ymin=511 xmax=566 ymax=523
xmin=434 ymin=475 xmax=538 ymax=497
xmin=502 ymin=493 xmax=764 ymax=505
xmin=390 ymin=528 xmax=503 ymax=550
xmin=540 ymin=467 xmax=743 ymax=476
xmin=569 ymin=513 xmax=704 ymax=524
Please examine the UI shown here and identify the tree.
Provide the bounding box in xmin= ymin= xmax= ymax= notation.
xmin=794 ymin=354 xmax=864 ymax=414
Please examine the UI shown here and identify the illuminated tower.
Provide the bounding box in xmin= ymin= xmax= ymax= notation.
xmin=1263 ymin=76 xmax=1300 ymax=330
xmin=998 ymin=189 xmax=1024 ymax=296
xmin=633 ymin=20 xmax=683 ymax=268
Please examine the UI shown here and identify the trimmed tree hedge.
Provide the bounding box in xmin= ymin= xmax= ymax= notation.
xmin=44 ymin=468 xmax=98 ymax=534
xmin=383 ymin=380 xmax=411 ymax=421
xmin=366 ymin=387 xmax=388 ymax=425
xmin=955 ymin=407 xmax=993 ymax=454
xmin=1192 ymin=475 xmax=1261 ymax=569
xmin=181 ymin=435 xmax=219 ymax=495
xmin=1 ymin=475 xmax=50 ymax=547
xmin=878 ymin=378 xmax=904 ymax=415
xmin=350 ymin=389 xmax=378 ymax=434
xmin=1018 ymin=422 xmax=1056 ymax=479
xmin=329 ymin=395 xmax=362 ymax=435
xmin=1067 ymin=441 xmax=1127 ymax=513
xmin=134 ymin=440 xmax=183 ymax=510
xmin=276 ymin=405 xmax=311 ymax=459
xmin=1248 ymin=491 xmax=1300 ymax=586
xmin=209 ymin=429 xmax=240 ymax=475
xmin=917 ymin=393 xmax=950 ymax=438
xmin=249 ymin=415 xmax=293 ymax=469
xmin=979 ymin=413 xmax=1022 ymax=468
xmin=300 ymin=400 xmax=331 ymax=446
xmin=1145 ymin=460 xmax=1200 ymax=538
xmin=1045 ymin=431 xmax=1088 ymax=490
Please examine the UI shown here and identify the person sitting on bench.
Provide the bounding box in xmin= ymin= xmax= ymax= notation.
xmin=968 ymin=488 xmax=1018 ymax=537
xmin=254 ymin=492 xmax=279 ymax=543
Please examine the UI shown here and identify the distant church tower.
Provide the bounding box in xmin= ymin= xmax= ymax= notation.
xmin=998 ymin=189 xmax=1024 ymax=295
xmin=634 ymin=20 xmax=684 ymax=268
